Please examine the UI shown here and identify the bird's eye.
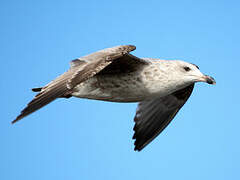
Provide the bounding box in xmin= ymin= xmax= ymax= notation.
xmin=183 ymin=66 xmax=191 ymax=72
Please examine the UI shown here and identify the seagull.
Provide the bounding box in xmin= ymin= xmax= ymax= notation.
xmin=13 ymin=45 xmax=216 ymax=151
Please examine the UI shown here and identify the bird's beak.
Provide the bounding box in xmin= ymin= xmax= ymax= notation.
xmin=199 ymin=75 xmax=216 ymax=85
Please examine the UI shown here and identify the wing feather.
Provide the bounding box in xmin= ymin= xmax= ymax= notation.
xmin=13 ymin=45 xmax=136 ymax=123
xmin=12 ymin=70 xmax=73 ymax=123
xmin=133 ymin=84 xmax=194 ymax=151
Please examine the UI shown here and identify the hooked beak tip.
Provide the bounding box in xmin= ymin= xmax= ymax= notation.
xmin=204 ymin=75 xmax=216 ymax=85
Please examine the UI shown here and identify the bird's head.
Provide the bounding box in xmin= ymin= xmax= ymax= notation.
xmin=172 ymin=60 xmax=216 ymax=85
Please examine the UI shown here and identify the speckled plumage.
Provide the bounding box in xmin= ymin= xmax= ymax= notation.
xmin=72 ymin=60 xmax=193 ymax=102
xmin=13 ymin=45 xmax=216 ymax=151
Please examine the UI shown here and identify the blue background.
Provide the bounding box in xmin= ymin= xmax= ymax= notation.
xmin=1 ymin=0 xmax=239 ymax=179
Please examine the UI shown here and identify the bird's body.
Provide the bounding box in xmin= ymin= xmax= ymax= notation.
xmin=13 ymin=45 xmax=216 ymax=151
xmin=72 ymin=71 xmax=147 ymax=102
xmin=72 ymin=60 xmax=193 ymax=102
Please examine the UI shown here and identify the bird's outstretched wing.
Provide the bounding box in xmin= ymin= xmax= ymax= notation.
xmin=67 ymin=45 xmax=137 ymax=88
xmin=133 ymin=84 xmax=194 ymax=151
xmin=13 ymin=45 xmax=137 ymax=123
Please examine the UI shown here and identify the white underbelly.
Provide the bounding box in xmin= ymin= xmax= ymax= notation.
xmin=71 ymin=65 xmax=187 ymax=102
xmin=71 ymin=74 xmax=150 ymax=102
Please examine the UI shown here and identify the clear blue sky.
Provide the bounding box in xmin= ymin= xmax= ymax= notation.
xmin=1 ymin=0 xmax=240 ymax=179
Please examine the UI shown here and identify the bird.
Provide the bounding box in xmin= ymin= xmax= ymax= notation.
xmin=13 ymin=45 xmax=216 ymax=151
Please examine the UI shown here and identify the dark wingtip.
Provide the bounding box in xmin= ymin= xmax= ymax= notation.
xmin=133 ymin=139 xmax=143 ymax=152
xmin=134 ymin=146 xmax=141 ymax=152
xmin=128 ymin=45 xmax=136 ymax=51
xmin=11 ymin=116 xmax=22 ymax=124
xmin=12 ymin=111 xmax=27 ymax=124
xmin=11 ymin=120 xmax=17 ymax=124
xmin=32 ymin=87 xmax=42 ymax=92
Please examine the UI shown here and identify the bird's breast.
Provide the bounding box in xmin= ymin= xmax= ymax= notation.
xmin=71 ymin=63 xmax=185 ymax=102
xmin=71 ymin=71 xmax=153 ymax=102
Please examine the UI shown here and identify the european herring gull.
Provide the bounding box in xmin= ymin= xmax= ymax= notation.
xmin=13 ymin=45 xmax=216 ymax=151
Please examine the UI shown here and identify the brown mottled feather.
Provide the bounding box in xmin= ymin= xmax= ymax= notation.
xmin=12 ymin=70 xmax=73 ymax=123
xmin=12 ymin=45 xmax=136 ymax=124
